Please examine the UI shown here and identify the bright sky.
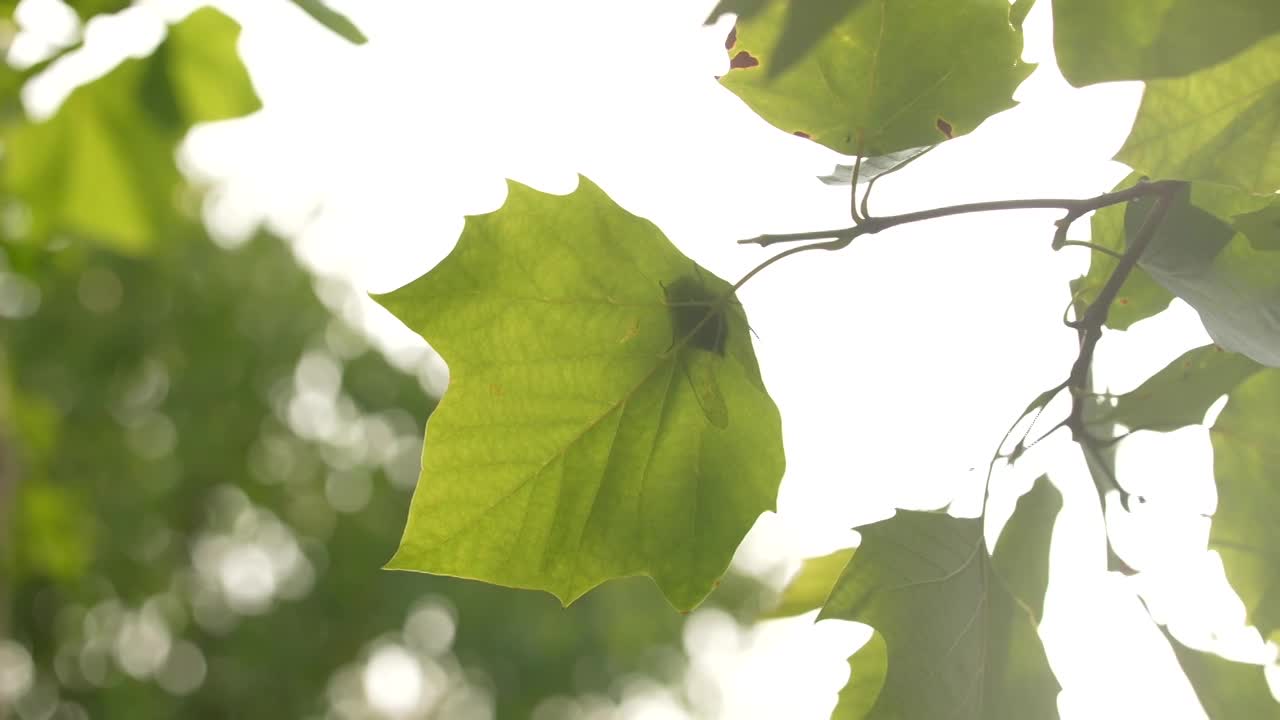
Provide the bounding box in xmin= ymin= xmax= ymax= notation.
xmin=14 ymin=0 xmax=1280 ymax=717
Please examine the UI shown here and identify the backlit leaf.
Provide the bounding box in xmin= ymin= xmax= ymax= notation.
xmin=818 ymin=476 xmax=1060 ymax=719
xmin=1116 ymin=34 xmax=1280 ymax=195
xmin=1052 ymin=0 xmax=1280 ymax=86
xmin=1210 ymin=369 xmax=1280 ymax=638
xmin=1126 ymin=183 xmax=1280 ymax=367
xmin=2 ymin=8 xmax=260 ymax=253
xmin=1099 ymin=344 xmax=1262 ymax=433
xmin=766 ymin=547 xmax=854 ymax=619
xmin=291 ymin=0 xmax=367 ymax=45
xmin=376 ymin=176 xmax=784 ymax=611
xmin=1162 ymin=629 xmax=1280 ymax=718
xmin=719 ymin=0 xmax=1033 ymax=156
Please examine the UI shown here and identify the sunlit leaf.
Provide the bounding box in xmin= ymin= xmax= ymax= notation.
xmin=709 ymin=0 xmax=869 ymax=78
xmin=1052 ymin=0 xmax=1280 ymax=86
xmin=831 ymin=631 xmax=887 ymax=720
xmin=2 ymin=8 xmax=260 ymax=253
xmin=719 ymin=0 xmax=1033 ymax=156
xmin=1071 ymin=175 xmax=1175 ymax=330
xmin=291 ymin=0 xmax=367 ymax=45
xmin=1162 ymin=629 xmax=1280 ymax=717
xmin=1126 ymin=183 xmax=1280 ymax=367
xmin=766 ymin=547 xmax=854 ymax=619
xmin=818 ymin=476 xmax=1060 ymax=718
xmin=376 ymin=176 xmax=784 ymax=611
xmin=1210 ymin=369 xmax=1280 ymax=638
xmin=1116 ymin=34 xmax=1280 ymax=195
xmin=1100 ymin=345 xmax=1262 ymax=432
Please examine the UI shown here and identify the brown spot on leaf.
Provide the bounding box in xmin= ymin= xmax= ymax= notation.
xmin=729 ymin=51 xmax=759 ymax=69
xmin=725 ymin=26 xmax=737 ymax=50
xmin=936 ymin=117 xmax=953 ymax=138
xmin=489 ymin=383 xmax=504 ymax=397
xmin=1117 ymin=297 xmax=1129 ymax=305
xmin=793 ymin=131 xmax=811 ymax=139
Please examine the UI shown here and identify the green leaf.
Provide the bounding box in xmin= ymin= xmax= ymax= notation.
xmin=766 ymin=547 xmax=854 ymax=618
xmin=65 ymin=0 xmax=132 ymax=22
xmin=710 ymin=0 xmax=870 ymax=79
xmin=832 ymin=632 xmax=888 ymax=720
xmin=1115 ymin=34 xmax=1280 ymax=195
xmin=719 ymin=0 xmax=1034 ymax=156
xmin=1126 ymin=183 xmax=1280 ymax=367
xmin=1052 ymin=0 xmax=1280 ymax=86
xmin=375 ymin=176 xmax=784 ymax=611
xmin=1162 ymin=629 xmax=1280 ymax=718
xmin=1099 ymin=344 xmax=1263 ymax=432
xmin=1210 ymin=369 xmax=1280 ymax=638
xmin=2 ymin=8 xmax=260 ymax=253
xmin=1234 ymin=200 xmax=1280 ymax=252
xmin=291 ymin=0 xmax=367 ymax=45
xmin=818 ymin=476 xmax=1061 ymax=719
xmin=1071 ymin=175 xmax=1174 ymax=330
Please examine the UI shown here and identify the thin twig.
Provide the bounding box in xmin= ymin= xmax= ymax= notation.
xmin=737 ymin=179 xmax=1180 ymax=248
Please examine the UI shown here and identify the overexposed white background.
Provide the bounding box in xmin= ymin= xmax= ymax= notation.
xmin=12 ymin=0 xmax=1279 ymax=717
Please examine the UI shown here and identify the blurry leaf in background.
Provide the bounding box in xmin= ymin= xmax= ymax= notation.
xmin=1052 ymin=0 xmax=1280 ymax=86
xmin=377 ymin=176 xmax=784 ymax=612
xmin=2 ymin=7 xmax=260 ymax=254
xmin=1 ymin=226 xmax=765 ymax=718
xmin=65 ymin=0 xmax=131 ymax=21
xmin=765 ymin=547 xmax=853 ymax=619
xmin=819 ymin=476 xmax=1060 ymax=719
xmin=291 ymin=0 xmax=367 ymax=44
xmin=719 ymin=0 xmax=1034 ymax=156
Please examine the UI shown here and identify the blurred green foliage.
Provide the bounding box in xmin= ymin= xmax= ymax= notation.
xmin=0 ymin=4 xmax=764 ymax=718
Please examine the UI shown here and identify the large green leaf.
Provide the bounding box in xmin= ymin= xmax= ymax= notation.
xmin=818 ymin=476 xmax=1061 ymax=719
xmin=719 ymin=0 xmax=1034 ymax=156
xmin=1116 ymin=34 xmax=1280 ymax=195
xmin=1210 ymin=369 xmax=1280 ymax=638
xmin=2 ymin=7 xmax=260 ymax=253
xmin=1125 ymin=184 xmax=1280 ymax=367
xmin=766 ymin=547 xmax=854 ymax=618
xmin=1100 ymin=344 xmax=1263 ymax=432
xmin=375 ymin=176 xmax=784 ymax=611
xmin=1162 ymin=629 xmax=1280 ymax=718
xmin=1071 ymin=174 xmax=1174 ymax=330
xmin=1052 ymin=0 xmax=1280 ymax=86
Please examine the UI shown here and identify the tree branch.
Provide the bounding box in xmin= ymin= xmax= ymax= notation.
xmin=737 ymin=179 xmax=1181 ymax=249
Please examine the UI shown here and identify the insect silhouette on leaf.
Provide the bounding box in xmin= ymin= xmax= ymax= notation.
xmin=663 ymin=272 xmax=731 ymax=428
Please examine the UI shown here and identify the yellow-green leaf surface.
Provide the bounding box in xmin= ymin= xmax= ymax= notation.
xmin=376 ymin=177 xmax=784 ymax=611
xmin=1071 ymin=175 xmax=1174 ymax=330
xmin=766 ymin=547 xmax=854 ymax=618
xmin=719 ymin=0 xmax=1033 ymax=156
xmin=2 ymin=8 xmax=260 ymax=253
xmin=832 ymin=632 xmax=888 ymax=720
xmin=818 ymin=476 xmax=1061 ymax=719
xmin=1126 ymin=184 xmax=1280 ymax=367
xmin=1101 ymin=345 xmax=1263 ymax=433
xmin=1052 ymin=0 xmax=1280 ymax=86
xmin=1162 ymin=629 xmax=1280 ymax=718
xmin=1116 ymin=34 xmax=1280 ymax=195
xmin=1210 ymin=369 xmax=1280 ymax=638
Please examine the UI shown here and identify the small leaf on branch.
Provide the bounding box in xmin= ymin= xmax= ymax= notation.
xmin=817 ymin=476 xmax=1061 ymax=719
xmin=375 ymin=176 xmax=784 ymax=611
